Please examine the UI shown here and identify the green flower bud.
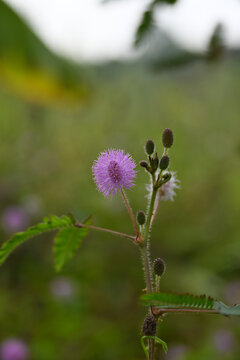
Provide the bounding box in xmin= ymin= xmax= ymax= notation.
xmin=141 ymin=314 xmax=157 ymax=336
xmin=162 ymin=128 xmax=174 ymax=148
xmin=136 ymin=210 xmax=146 ymax=225
xmin=153 ymin=258 xmax=166 ymax=277
xmin=145 ymin=139 xmax=155 ymax=155
xmin=159 ymin=155 xmax=170 ymax=170
xmin=139 ymin=160 xmax=149 ymax=169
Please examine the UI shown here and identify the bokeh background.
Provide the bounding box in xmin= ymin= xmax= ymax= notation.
xmin=0 ymin=0 xmax=240 ymax=359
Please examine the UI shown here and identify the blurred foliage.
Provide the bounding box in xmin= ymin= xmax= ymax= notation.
xmin=134 ymin=0 xmax=177 ymax=47
xmin=0 ymin=0 xmax=88 ymax=105
xmin=0 ymin=1 xmax=240 ymax=360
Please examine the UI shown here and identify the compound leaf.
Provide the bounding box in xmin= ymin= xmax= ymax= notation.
xmin=0 ymin=215 xmax=74 ymax=265
xmin=141 ymin=292 xmax=240 ymax=316
xmin=53 ymin=216 xmax=92 ymax=272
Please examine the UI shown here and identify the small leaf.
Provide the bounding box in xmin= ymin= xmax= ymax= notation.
xmin=0 ymin=215 xmax=73 ymax=265
xmin=134 ymin=9 xmax=155 ymax=47
xmin=53 ymin=216 xmax=92 ymax=272
xmin=141 ymin=335 xmax=168 ymax=359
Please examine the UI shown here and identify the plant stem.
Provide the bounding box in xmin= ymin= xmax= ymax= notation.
xmin=75 ymin=223 xmax=136 ymax=242
xmin=121 ymin=188 xmax=141 ymax=240
xmin=144 ymin=185 xmax=158 ymax=248
xmin=142 ymin=181 xmax=158 ymax=360
xmin=152 ymin=308 xmax=219 ymax=316
xmin=139 ymin=245 xmax=153 ymax=293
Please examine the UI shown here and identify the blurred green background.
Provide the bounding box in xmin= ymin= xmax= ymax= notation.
xmin=0 ymin=1 xmax=240 ymax=359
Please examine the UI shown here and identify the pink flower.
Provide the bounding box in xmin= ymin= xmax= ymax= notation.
xmin=92 ymin=149 xmax=136 ymax=197
xmin=0 ymin=339 xmax=29 ymax=360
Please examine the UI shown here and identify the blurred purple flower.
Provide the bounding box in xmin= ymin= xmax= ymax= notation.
xmin=50 ymin=277 xmax=76 ymax=301
xmin=92 ymin=149 xmax=136 ymax=197
xmin=0 ymin=339 xmax=29 ymax=360
xmin=213 ymin=329 xmax=236 ymax=353
xmin=1 ymin=206 xmax=29 ymax=233
xmin=166 ymin=344 xmax=188 ymax=360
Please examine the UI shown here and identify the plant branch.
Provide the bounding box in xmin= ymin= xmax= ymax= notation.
xmin=144 ymin=185 xmax=158 ymax=246
xmin=152 ymin=307 xmax=218 ymax=316
xmin=121 ymin=188 xmax=142 ymax=241
xmin=75 ymin=223 xmax=136 ymax=242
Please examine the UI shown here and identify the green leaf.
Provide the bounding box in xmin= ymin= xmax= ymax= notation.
xmin=134 ymin=9 xmax=155 ymax=47
xmin=141 ymin=335 xmax=168 ymax=359
xmin=141 ymin=292 xmax=214 ymax=310
xmin=140 ymin=292 xmax=240 ymax=316
xmin=0 ymin=215 xmax=73 ymax=266
xmin=53 ymin=216 xmax=92 ymax=272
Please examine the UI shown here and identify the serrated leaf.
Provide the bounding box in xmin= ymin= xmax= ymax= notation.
xmin=141 ymin=292 xmax=214 ymax=310
xmin=0 ymin=215 xmax=73 ymax=266
xmin=53 ymin=216 xmax=92 ymax=272
xmin=141 ymin=292 xmax=240 ymax=316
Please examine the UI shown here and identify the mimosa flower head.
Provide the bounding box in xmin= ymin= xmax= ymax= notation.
xmin=92 ymin=149 xmax=136 ymax=197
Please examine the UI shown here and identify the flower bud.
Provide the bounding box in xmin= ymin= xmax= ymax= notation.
xmin=141 ymin=314 xmax=157 ymax=336
xmin=159 ymin=155 xmax=170 ymax=170
xmin=139 ymin=160 xmax=148 ymax=169
xmin=145 ymin=139 xmax=155 ymax=155
xmin=151 ymin=155 xmax=159 ymax=172
xmin=153 ymin=258 xmax=166 ymax=277
xmin=160 ymin=172 xmax=172 ymax=185
xmin=136 ymin=210 xmax=146 ymax=225
xmin=162 ymin=128 xmax=174 ymax=148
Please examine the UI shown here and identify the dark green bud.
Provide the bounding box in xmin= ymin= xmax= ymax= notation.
xmin=153 ymin=258 xmax=166 ymax=277
xmin=136 ymin=210 xmax=146 ymax=225
xmin=141 ymin=314 xmax=157 ymax=336
xmin=149 ymin=153 xmax=159 ymax=173
xmin=159 ymin=155 xmax=170 ymax=170
xmin=140 ymin=160 xmax=148 ymax=169
xmin=162 ymin=128 xmax=174 ymax=148
xmin=145 ymin=139 xmax=155 ymax=155
xmin=159 ymin=172 xmax=172 ymax=186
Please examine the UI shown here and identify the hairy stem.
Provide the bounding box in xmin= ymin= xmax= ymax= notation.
xmin=152 ymin=308 xmax=219 ymax=316
xmin=142 ymin=181 xmax=158 ymax=360
xmin=139 ymin=245 xmax=153 ymax=293
xmin=120 ymin=188 xmax=140 ymax=238
xmin=75 ymin=223 xmax=136 ymax=242
xmin=144 ymin=185 xmax=158 ymax=247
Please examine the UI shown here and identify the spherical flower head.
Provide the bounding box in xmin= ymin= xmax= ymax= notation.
xmin=92 ymin=149 xmax=136 ymax=197
xmin=0 ymin=339 xmax=29 ymax=360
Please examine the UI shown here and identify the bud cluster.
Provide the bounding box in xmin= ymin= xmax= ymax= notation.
xmin=139 ymin=128 xmax=174 ymax=189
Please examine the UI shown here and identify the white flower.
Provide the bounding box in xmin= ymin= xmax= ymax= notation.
xmin=159 ymin=171 xmax=180 ymax=202
xmin=146 ymin=171 xmax=180 ymax=202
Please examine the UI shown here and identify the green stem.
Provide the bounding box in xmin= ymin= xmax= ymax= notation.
xmin=139 ymin=245 xmax=153 ymax=293
xmin=144 ymin=185 xmax=158 ymax=246
xmin=141 ymin=182 xmax=158 ymax=360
